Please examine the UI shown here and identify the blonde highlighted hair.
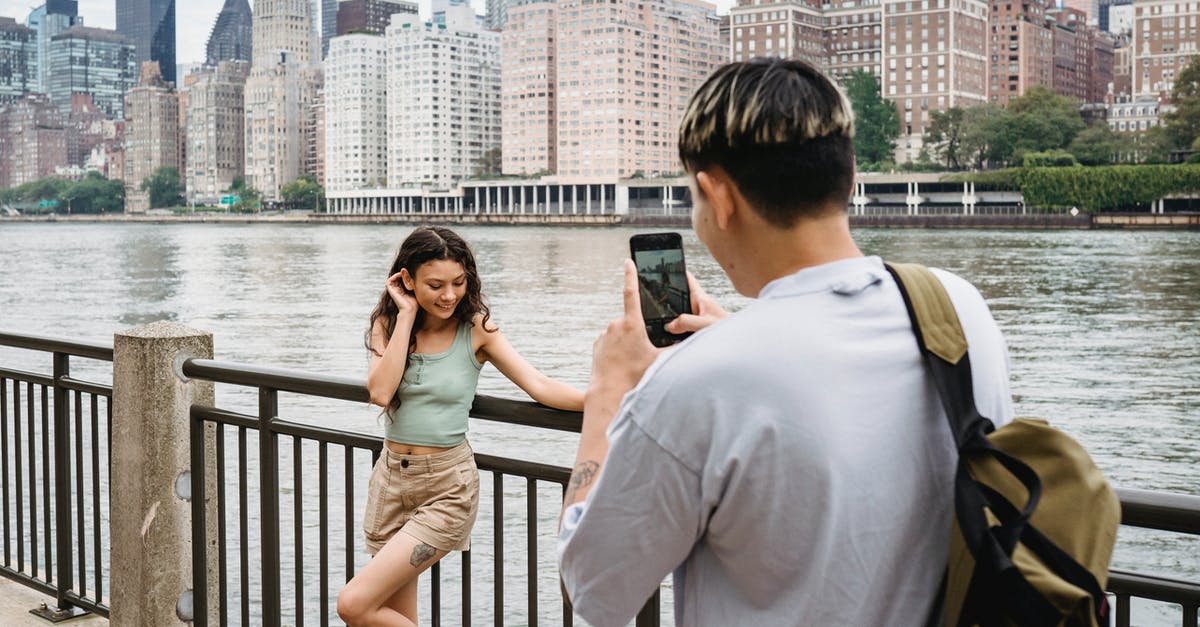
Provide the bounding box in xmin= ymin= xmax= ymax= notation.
xmin=678 ymin=58 xmax=857 ymax=226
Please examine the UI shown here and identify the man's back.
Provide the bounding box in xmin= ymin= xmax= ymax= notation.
xmin=558 ymin=257 xmax=1013 ymax=626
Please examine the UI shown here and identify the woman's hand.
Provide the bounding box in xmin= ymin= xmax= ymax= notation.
xmin=386 ymin=271 xmax=419 ymax=320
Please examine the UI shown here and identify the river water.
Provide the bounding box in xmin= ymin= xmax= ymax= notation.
xmin=0 ymin=222 xmax=1197 ymax=625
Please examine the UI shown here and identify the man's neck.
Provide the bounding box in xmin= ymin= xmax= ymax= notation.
xmin=741 ymin=212 xmax=864 ymax=297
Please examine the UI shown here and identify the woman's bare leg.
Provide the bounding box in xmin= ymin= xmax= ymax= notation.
xmin=337 ymin=531 xmax=448 ymax=626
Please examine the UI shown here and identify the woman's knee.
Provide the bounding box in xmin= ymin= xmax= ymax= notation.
xmin=336 ymin=581 xmax=373 ymax=625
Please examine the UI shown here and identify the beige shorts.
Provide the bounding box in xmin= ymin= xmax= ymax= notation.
xmin=363 ymin=440 xmax=480 ymax=555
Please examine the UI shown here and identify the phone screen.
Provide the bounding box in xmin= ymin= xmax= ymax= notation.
xmin=630 ymin=233 xmax=692 ymax=347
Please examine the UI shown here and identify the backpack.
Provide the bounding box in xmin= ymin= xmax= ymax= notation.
xmin=885 ymin=262 xmax=1121 ymax=627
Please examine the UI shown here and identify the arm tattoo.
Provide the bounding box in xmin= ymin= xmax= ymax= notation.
xmin=563 ymin=460 xmax=599 ymax=505
xmin=410 ymin=543 xmax=437 ymax=568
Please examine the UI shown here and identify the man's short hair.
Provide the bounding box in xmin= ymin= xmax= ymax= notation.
xmin=678 ymin=58 xmax=857 ymax=227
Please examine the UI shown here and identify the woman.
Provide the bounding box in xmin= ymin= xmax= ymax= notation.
xmin=337 ymin=226 xmax=584 ymax=626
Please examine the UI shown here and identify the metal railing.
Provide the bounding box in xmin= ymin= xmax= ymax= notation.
xmin=1 ymin=329 xmax=1198 ymax=625
xmin=0 ymin=331 xmax=113 ymax=620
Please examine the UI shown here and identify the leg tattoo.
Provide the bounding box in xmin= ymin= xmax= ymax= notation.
xmin=410 ymin=542 xmax=437 ymax=568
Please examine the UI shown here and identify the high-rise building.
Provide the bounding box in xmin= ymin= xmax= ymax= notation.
xmin=554 ymin=0 xmax=723 ymax=179
xmin=67 ymin=93 xmax=123 ymax=168
xmin=1132 ymin=0 xmax=1200 ymax=98
xmin=325 ymin=33 xmax=387 ymax=192
xmin=386 ymin=4 xmax=501 ymax=188
xmin=305 ymin=86 xmax=326 ymax=185
xmin=187 ymin=60 xmax=250 ymax=204
xmin=987 ymin=0 xmax=1054 ymax=106
xmin=318 ymin=0 xmax=338 ymax=58
xmin=124 ymin=61 xmax=179 ymax=212
xmin=26 ymin=1 xmax=82 ymax=94
xmin=825 ymin=0 xmax=884 ymax=84
xmin=1112 ymin=35 xmax=1132 ymax=97
xmin=47 ymin=26 xmax=138 ymax=119
xmin=500 ymin=1 xmax=555 ymax=176
xmin=1097 ymin=0 xmax=1131 ymax=33
xmin=336 ymin=0 xmax=418 ymax=36
xmin=0 ymin=93 xmax=67 ymax=188
xmin=1049 ymin=7 xmax=1096 ymax=103
xmin=253 ymin=0 xmax=316 ymax=66
xmin=116 ymin=0 xmax=176 ymax=85
xmin=485 ymin=0 xmax=510 ymax=31
xmin=729 ymin=0 xmax=826 ymax=69
xmin=0 ymin=17 xmax=38 ymax=105
xmin=206 ymin=0 xmax=254 ymax=65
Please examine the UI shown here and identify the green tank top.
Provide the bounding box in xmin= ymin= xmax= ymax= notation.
xmin=385 ymin=321 xmax=484 ymax=447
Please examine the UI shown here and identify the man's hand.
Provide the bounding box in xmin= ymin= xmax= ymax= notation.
xmin=666 ymin=270 xmax=728 ymax=335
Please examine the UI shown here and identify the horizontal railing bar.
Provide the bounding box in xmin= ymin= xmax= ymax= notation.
xmin=475 ymin=453 xmax=570 ymax=485
xmin=61 ymin=591 xmax=109 ymax=618
xmin=58 ymin=376 xmax=112 ymax=398
xmin=0 ymin=367 xmax=52 ymax=387
xmin=191 ymin=406 xmax=261 ymax=431
xmin=182 ymin=358 xmax=369 ymax=402
xmin=0 ymin=331 xmax=114 ymax=362
xmin=1117 ymin=488 xmax=1200 ymax=535
xmin=1108 ymin=569 xmax=1200 ymax=606
xmin=0 ymin=568 xmax=55 ymax=596
xmin=270 ymin=419 xmax=381 ymax=451
xmin=470 ymin=396 xmax=582 ymax=433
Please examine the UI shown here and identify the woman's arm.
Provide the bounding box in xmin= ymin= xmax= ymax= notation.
xmin=366 ymin=317 xmax=415 ymax=407
xmin=479 ymin=326 xmax=585 ymax=411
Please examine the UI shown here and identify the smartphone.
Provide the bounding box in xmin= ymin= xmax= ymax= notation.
xmin=630 ymin=232 xmax=693 ymax=347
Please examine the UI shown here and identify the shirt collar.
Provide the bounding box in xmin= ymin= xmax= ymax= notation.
xmin=757 ymin=256 xmax=887 ymax=299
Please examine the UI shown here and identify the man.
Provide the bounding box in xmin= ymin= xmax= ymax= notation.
xmin=556 ymin=58 xmax=1014 ymax=626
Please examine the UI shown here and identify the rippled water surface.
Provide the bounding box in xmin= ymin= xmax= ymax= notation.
xmin=0 ymin=223 xmax=1197 ymax=625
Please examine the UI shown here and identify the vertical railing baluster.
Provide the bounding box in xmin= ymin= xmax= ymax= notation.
xmin=90 ymin=397 xmax=101 ymax=602
xmin=190 ymin=406 xmax=209 ymax=627
xmin=294 ymin=436 xmax=304 ymax=627
xmin=0 ymin=378 xmax=8 ymax=569
xmin=561 ymin=482 xmax=572 ymax=627
xmin=75 ymin=389 xmax=85 ymax=597
xmin=41 ymin=384 xmax=51 ymax=584
xmin=432 ymin=560 xmax=441 ymax=626
xmin=462 ymin=550 xmax=472 ymax=627
xmin=527 ymin=478 xmax=537 ymax=627
xmin=1115 ymin=593 xmax=1129 ymax=627
xmin=493 ymin=472 xmax=503 ymax=627
xmin=344 ymin=445 xmax=354 ymax=584
xmin=27 ymin=381 xmax=36 ymax=578
xmin=319 ymin=442 xmax=329 ymax=627
xmin=239 ymin=426 xmax=249 ymax=626
xmin=216 ymin=423 xmax=228 ymax=625
xmin=1182 ymin=603 xmax=1196 ymax=627
xmin=15 ymin=379 xmax=23 ymax=573
xmin=259 ymin=388 xmax=282 ymax=627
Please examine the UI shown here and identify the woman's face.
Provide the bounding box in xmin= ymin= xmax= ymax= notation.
xmin=404 ymin=259 xmax=468 ymax=320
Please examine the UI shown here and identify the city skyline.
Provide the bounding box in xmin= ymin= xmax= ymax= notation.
xmin=0 ymin=0 xmax=740 ymax=65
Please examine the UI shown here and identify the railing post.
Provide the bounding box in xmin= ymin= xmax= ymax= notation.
xmin=111 ymin=321 xmax=217 ymax=625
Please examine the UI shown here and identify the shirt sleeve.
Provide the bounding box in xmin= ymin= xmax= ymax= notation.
xmin=557 ymin=406 xmax=703 ymax=627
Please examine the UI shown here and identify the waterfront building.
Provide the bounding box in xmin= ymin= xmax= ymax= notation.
xmin=485 ymin=0 xmax=511 ymax=31
xmin=825 ymin=0 xmax=884 ymax=84
xmin=1131 ymin=0 xmax=1200 ymax=98
xmin=325 ymin=33 xmax=387 ymax=193
xmin=46 ymin=26 xmax=137 ymax=119
xmin=1047 ymin=6 xmax=1115 ymax=104
xmin=25 ymin=1 xmax=82 ymax=94
xmin=0 ymin=17 xmax=37 ymax=106
xmin=305 ymin=84 xmax=326 ymax=186
xmin=729 ymin=0 xmax=826 ymax=69
xmin=206 ymin=0 xmax=254 ymax=65
xmin=67 ymin=93 xmax=123 ymax=168
xmin=254 ymin=0 xmax=317 ymax=66
xmin=385 ymin=5 xmax=501 ymax=188
xmin=884 ymin=0 xmax=988 ymax=160
xmin=336 ymin=0 xmax=418 ymax=36
xmin=124 ymin=62 xmax=180 ymax=213
xmin=1112 ymin=36 xmax=1132 ymax=97
xmin=1108 ymin=95 xmax=1165 ymax=132
xmin=116 ymin=0 xmax=176 ymax=85
xmin=553 ymin=0 xmax=722 ymax=180
xmin=987 ymin=0 xmax=1053 ymax=106
xmin=186 ymin=60 xmax=249 ymax=204
xmin=500 ymin=0 xmax=556 ymax=176
xmin=0 ymin=93 xmax=67 ymax=188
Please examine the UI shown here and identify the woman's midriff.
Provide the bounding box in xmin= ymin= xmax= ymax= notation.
xmin=385 ymin=440 xmax=454 ymax=455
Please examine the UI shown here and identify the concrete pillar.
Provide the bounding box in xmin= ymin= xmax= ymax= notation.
xmin=111 ymin=321 xmax=219 ymax=625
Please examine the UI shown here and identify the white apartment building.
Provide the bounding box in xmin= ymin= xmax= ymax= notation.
xmin=186 ymin=60 xmax=249 ymax=204
xmin=500 ymin=0 xmax=556 ymax=177
xmin=325 ymin=33 xmax=388 ymax=193
xmin=385 ymin=5 xmax=500 ymax=189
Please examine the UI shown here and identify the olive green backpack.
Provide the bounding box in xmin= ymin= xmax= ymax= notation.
xmin=886 ymin=262 xmax=1121 ymax=627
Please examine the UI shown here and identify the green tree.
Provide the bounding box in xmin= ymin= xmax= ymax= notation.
xmin=226 ymin=177 xmax=262 ymax=212
xmin=844 ymin=70 xmax=900 ymax=165
xmin=62 ymin=172 xmax=125 ymax=213
xmin=1005 ymin=85 xmax=1086 ymax=164
xmin=958 ymin=104 xmax=1011 ymax=169
xmin=1162 ymin=55 xmax=1200 ymax=152
xmin=281 ymin=175 xmax=324 ymax=211
xmin=1067 ymin=125 xmax=1121 ymax=165
xmin=926 ymin=107 xmax=966 ymax=169
xmin=473 ymin=147 xmax=502 ymax=178
xmin=140 ymin=166 xmax=183 ymax=209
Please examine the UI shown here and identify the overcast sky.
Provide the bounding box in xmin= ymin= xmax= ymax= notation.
xmin=0 ymin=0 xmax=732 ymax=65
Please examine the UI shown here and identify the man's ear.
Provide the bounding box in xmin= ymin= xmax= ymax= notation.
xmin=696 ymin=168 xmax=736 ymax=230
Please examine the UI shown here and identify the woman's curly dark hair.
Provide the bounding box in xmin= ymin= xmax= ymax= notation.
xmin=366 ymin=226 xmax=493 ymax=413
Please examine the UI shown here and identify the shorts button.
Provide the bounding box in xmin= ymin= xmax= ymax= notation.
xmin=400 ymin=459 xmax=409 ymax=468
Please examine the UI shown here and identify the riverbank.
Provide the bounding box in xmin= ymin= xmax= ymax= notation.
xmin=2 ymin=211 xmax=1198 ymax=229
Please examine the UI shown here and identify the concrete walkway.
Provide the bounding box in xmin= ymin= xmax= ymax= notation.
xmin=0 ymin=577 xmax=107 ymax=625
